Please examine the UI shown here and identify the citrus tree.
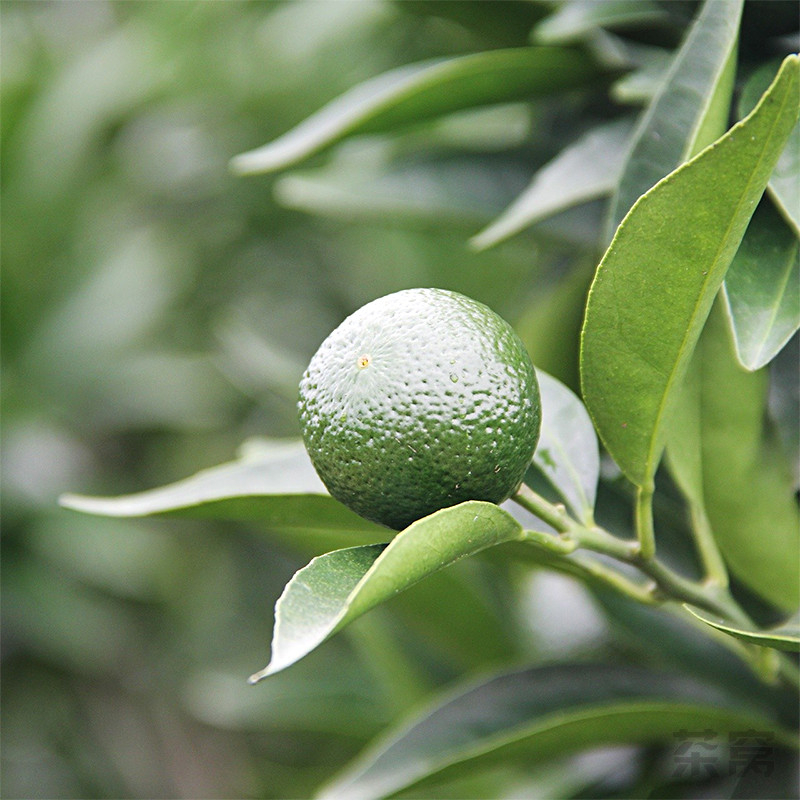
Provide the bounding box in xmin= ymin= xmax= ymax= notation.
xmin=6 ymin=1 xmax=798 ymax=797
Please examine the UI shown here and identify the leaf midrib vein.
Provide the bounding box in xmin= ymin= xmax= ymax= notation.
xmin=643 ymin=82 xmax=794 ymax=484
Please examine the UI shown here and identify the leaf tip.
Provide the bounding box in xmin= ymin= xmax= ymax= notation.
xmin=58 ymin=492 xmax=97 ymax=513
xmin=229 ymin=152 xmax=258 ymax=176
xmin=229 ymin=147 xmax=279 ymax=176
xmin=247 ymin=665 xmax=272 ymax=685
xmin=467 ymin=230 xmax=492 ymax=252
xmin=58 ymin=492 xmax=77 ymax=508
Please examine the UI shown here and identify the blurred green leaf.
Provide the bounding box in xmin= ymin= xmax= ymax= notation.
xmin=532 ymin=0 xmax=670 ymax=44
xmin=531 ymin=370 xmax=599 ymax=524
xmin=470 ymin=117 xmax=634 ymax=250
xmin=318 ymin=662 xmax=796 ymax=800
xmin=3 ymin=562 xmax=141 ymax=676
xmin=666 ymin=302 xmax=800 ymax=611
xmin=581 ymin=55 xmax=800 ymax=488
xmin=608 ymin=0 xmax=743 ymax=235
xmin=60 ymin=438 xmax=383 ymax=539
xmin=610 ymin=43 xmax=673 ymax=104
xmin=362 ymin=559 xmax=525 ymax=673
xmin=723 ymin=200 xmax=800 ymax=371
xmin=274 ymin=144 xmax=513 ymax=227
xmin=248 ymin=502 xmax=522 ymax=681
xmin=592 ymin=587 xmax=791 ymax=710
xmin=516 ymin=256 xmax=597 ymax=391
xmin=740 ymin=61 xmax=800 ymax=234
xmin=230 ymin=47 xmax=596 ymax=175
xmin=391 ymin=760 xmax=593 ymax=800
xmin=685 ymin=608 xmax=800 ymax=653
xmin=11 ymin=21 xmax=172 ymax=203
xmin=395 ymin=1 xmax=547 ymax=48
xmin=28 ymin=514 xmax=183 ymax=602
xmin=184 ymin=657 xmax=393 ymax=736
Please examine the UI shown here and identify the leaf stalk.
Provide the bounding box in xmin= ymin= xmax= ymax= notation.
xmin=511 ymin=486 xmax=800 ymax=692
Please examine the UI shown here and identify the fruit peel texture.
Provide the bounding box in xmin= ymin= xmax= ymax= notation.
xmin=299 ymin=288 xmax=541 ymax=530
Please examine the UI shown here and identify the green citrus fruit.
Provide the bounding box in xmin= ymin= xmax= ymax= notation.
xmin=298 ymin=288 xmax=541 ymax=530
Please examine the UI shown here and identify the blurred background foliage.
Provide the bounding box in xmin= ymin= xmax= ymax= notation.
xmin=1 ymin=1 xmax=798 ymax=798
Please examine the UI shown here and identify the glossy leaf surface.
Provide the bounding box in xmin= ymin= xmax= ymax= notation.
xmin=686 ymin=608 xmax=800 ymax=653
xmin=249 ymin=502 xmax=523 ymax=681
xmin=60 ymin=438 xmax=381 ymax=536
xmin=319 ymin=663 xmax=795 ymax=800
xmin=231 ymin=48 xmax=595 ymax=175
xmin=470 ymin=118 xmax=633 ymax=250
xmin=666 ymin=303 xmax=800 ymax=610
xmin=531 ymin=370 xmax=599 ymax=524
xmin=608 ymin=0 xmax=743 ymax=234
xmin=740 ymin=61 xmax=800 ymax=234
xmin=723 ymin=200 xmax=800 ymax=370
xmin=581 ymin=55 xmax=800 ymax=488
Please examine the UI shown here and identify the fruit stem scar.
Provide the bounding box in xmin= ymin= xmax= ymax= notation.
xmin=357 ymin=354 xmax=371 ymax=369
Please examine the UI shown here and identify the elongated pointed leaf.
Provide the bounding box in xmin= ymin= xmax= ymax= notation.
xmin=666 ymin=302 xmax=800 ymax=610
xmin=249 ymin=502 xmax=523 ymax=681
xmin=318 ymin=663 xmax=796 ymax=800
xmin=723 ymin=200 xmax=800 ymax=370
xmin=274 ymin=150 xmax=512 ymax=226
xmin=581 ymin=55 xmax=800 ymax=488
xmin=532 ymin=0 xmax=669 ymax=44
xmin=60 ymin=438 xmax=381 ymax=536
xmin=740 ymin=61 xmax=800 ymax=235
xmin=231 ymin=47 xmax=595 ymax=175
xmin=610 ymin=44 xmax=674 ymax=105
xmin=608 ymin=0 xmax=743 ymax=235
xmin=531 ymin=370 xmax=599 ymax=524
xmin=470 ymin=118 xmax=634 ymax=250
xmin=686 ymin=608 xmax=800 ymax=653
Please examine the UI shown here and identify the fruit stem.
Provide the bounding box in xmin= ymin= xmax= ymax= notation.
xmin=512 ymin=483 xmax=575 ymax=533
xmin=518 ymin=530 xmax=657 ymax=606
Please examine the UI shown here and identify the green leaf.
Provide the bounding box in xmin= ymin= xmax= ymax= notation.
xmin=610 ymin=44 xmax=674 ymax=105
xmin=723 ymin=200 xmax=800 ymax=370
xmin=666 ymin=302 xmax=800 ymax=611
xmin=608 ymin=0 xmax=743 ymax=235
xmin=248 ymin=502 xmax=523 ymax=681
xmin=531 ymin=370 xmax=599 ymax=524
xmin=592 ymin=587 xmax=791 ymax=706
xmin=230 ymin=47 xmax=596 ymax=175
xmin=59 ymin=438 xmax=382 ymax=537
xmin=273 ymin=144 xmax=512 ymax=227
xmin=470 ymin=118 xmax=634 ymax=250
xmin=318 ymin=663 xmax=796 ymax=800
xmin=580 ymin=54 xmax=800 ymax=489
xmin=685 ymin=608 xmax=800 ymax=653
xmin=740 ymin=61 xmax=800 ymax=235
xmin=532 ymin=0 xmax=670 ymax=44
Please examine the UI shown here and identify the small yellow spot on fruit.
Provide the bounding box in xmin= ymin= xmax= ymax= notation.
xmin=357 ymin=354 xmax=371 ymax=369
